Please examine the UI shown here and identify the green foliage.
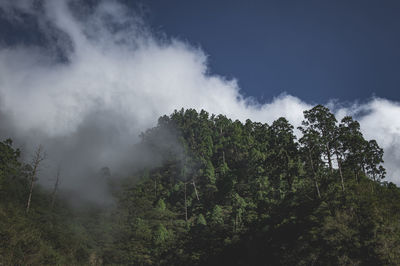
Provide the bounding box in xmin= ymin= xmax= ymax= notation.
xmin=210 ymin=205 xmax=224 ymax=226
xmin=196 ymin=213 xmax=207 ymax=226
xmin=153 ymin=224 xmax=170 ymax=246
xmin=156 ymin=198 xmax=166 ymax=210
xmin=1 ymin=105 xmax=399 ymax=265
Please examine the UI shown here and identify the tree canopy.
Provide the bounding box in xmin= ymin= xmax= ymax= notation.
xmin=1 ymin=105 xmax=399 ymax=265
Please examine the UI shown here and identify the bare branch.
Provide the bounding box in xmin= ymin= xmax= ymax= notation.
xmin=51 ymin=166 xmax=61 ymax=210
xmin=26 ymin=144 xmax=46 ymax=214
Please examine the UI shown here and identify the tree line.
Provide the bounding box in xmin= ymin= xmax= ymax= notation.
xmin=1 ymin=105 xmax=399 ymax=265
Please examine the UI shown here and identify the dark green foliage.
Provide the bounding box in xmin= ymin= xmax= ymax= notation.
xmin=0 ymin=139 xmax=106 ymax=265
xmin=1 ymin=105 xmax=400 ymax=265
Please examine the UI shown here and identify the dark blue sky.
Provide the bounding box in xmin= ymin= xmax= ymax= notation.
xmin=135 ymin=0 xmax=400 ymax=103
xmin=1 ymin=0 xmax=400 ymax=103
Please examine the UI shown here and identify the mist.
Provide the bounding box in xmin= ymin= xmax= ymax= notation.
xmin=0 ymin=0 xmax=399 ymax=205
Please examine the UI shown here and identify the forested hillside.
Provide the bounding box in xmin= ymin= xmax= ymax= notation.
xmin=1 ymin=105 xmax=400 ymax=265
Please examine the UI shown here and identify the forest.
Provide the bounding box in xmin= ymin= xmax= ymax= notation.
xmin=1 ymin=104 xmax=400 ymax=265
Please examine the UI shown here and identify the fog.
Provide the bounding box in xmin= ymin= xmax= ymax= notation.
xmin=0 ymin=0 xmax=399 ymax=204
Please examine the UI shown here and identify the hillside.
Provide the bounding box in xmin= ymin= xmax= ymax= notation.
xmin=1 ymin=105 xmax=400 ymax=265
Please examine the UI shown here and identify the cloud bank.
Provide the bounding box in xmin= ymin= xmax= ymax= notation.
xmin=0 ymin=0 xmax=399 ymax=203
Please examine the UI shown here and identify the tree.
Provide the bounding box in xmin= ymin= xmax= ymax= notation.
xmin=51 ymin=166 xmax=61 ymax=210
xmin=299 ymin=105 xmax=337 ymax=173
xmin=156 ymin=198 xmax=166 ymax=211
xmin=268 ymin=117 xmax=301 ymax=193
xmin=338 ymin=116 xmax=385 ymax=183
xmin=364 ymin=140 xmax=385 ymax=182
xmin=298 ymin=128 xmax=322 ymax=198
xmin=197 ymin=213 xmax=207 ymax=226
xmin=153 ymin=223 xmax=170 ymax=246
xmin=26 ymin=145 xmax=46 ymax=214
xmin=338 ymin=116 xmax=366 ymax=182
xmin=0 ymin=139 xmax=21 ymax=198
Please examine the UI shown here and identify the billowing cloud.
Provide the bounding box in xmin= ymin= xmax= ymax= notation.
xmin=0 ymin=0 xmax=399 ymax=203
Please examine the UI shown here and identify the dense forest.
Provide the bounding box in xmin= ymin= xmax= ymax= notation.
xmin=1 ymin=105 xmax=400 ymax=265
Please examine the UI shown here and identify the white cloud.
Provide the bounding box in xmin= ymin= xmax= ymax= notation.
xmin=0 ymin=0 xmax=399 ymax=200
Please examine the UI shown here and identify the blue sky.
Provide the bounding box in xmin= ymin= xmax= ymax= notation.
xmin=134 ymin=0 xmax=400 ymax=103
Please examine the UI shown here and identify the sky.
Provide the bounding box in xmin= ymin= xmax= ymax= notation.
xmin=0 ymin=0 xmax=399 ymax=202
xmin=138 ymin=0 xmax=400 ymax=103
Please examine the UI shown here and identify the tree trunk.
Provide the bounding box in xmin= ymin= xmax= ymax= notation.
xmin=184 ymin=181 xmax=188 ymax=222
xmin=336 ymin=152 xmax=345 ymax=192
xmin=285 ymin=152 xmax=293 ymax=190
xmin=26 ymin=173 xmax=35 ymax=213
xmin=51 ymin=168 xmax=61 ymax=210
xmin=326 ymin=144 xmax=333 ymax=174
xmin=361 ymin=164 xmax=366 ymax=177
xmin=192 ymin=179 xmax=199 ymax=201
xmin=234 ymin=212 xmax=238 ymax=233
xmin=308 ymin=149 xmax=321 ymax=198
xmin=26 ymin=145 xmax=45 ymax=214
xmin=154 ymin=178 xmax=157 ymax=199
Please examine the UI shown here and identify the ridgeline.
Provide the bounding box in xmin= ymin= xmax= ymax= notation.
xmin=1 ymin=105 xmax=399 ymax=265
